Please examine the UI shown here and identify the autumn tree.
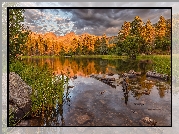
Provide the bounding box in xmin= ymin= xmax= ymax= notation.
xmin=156 ymin=16 xmax=166 ymax=39
xmin=140 ymin=19 xmax=156 ymax=54
xmin=81 ymin=36 xmax=89 ymax=55
xmin=118 ymin=21 xmax=131 ymax=41
xmin=154 ymin=16 xmax=171 ymax=53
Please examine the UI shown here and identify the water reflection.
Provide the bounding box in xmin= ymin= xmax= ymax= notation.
xmin=23 ymin=57 xmax=170 ymax=99
xmin=21 ymin=57 xmax=171 ymax=126
xmin=122 ymin=78 xmax=129 ymax=105
xmin=23 ymin=57 xmax=153 ymax=78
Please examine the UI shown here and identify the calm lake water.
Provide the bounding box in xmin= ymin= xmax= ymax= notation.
xmin=19 ymin=57 xmax=171 ymax=126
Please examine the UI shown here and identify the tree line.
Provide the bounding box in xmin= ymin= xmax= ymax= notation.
xmin=9 ymin=9 xmax=171 ymax=61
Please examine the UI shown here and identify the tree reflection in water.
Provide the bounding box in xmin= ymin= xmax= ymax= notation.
xmin=21 ymin=57 xmax=171 ymax=126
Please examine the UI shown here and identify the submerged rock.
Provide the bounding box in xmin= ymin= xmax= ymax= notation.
xmin=90 ymin=74 xmax=117 ymax=88
xmin=9 ymin=72 xmax=32 ymax=123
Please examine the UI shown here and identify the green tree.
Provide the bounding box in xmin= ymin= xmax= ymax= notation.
xmin=9 ymin=8 xmax=30 ymax=62
xmin=130 ymin=16 xmax=144 ymax=36
xmin=100 ymin=34 xmax=108 ymax=55
xmin=94 ymin=38 xmax=101 ymax=54
xmin=122 ymin=35 xmax=139 ymax=59
xmin=130 ymin=16 xmax=144 ymax=55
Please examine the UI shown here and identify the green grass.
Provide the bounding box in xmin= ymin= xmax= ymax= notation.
xmin=137 ymin=55 xmax=171 ymax=76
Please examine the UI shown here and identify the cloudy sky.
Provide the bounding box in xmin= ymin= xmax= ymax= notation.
xmin=20 ymin=2 xmax=172 ymax=36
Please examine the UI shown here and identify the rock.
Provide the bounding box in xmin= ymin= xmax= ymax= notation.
xmin=136 ymin=72 xmax=141 ymax=76
xmin=107 ymin=72 xmax=114 ymax=76
xmin=76 ymin=114 xmax=91 ymax=125
xmin=122 ymin=72 xmax=136 ymax=78
xmin=128 ymin=70 xmax=135 ymax=74
xmin=146 ymin=71 xmax=169 ymax=81
xmin=9 ymin=72 xmax=32 ymax=123
xmin=106 ymin=78 xmax=115 ymax=81
xmin=91 ymin=74 xmax=117 ymax=88
xmin=140 ymin=117 xmax=157 ymax=126
xmin=128 ymin=74 xmax=137 ymax=78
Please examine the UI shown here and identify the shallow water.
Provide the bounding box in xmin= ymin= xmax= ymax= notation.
xmin=19 ymin=57 xmax=171 ymax=126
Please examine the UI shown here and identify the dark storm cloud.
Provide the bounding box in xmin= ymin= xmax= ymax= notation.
xmin=23 ymin=7 xmax=171 ymax=36
xmin=61 ymin=8 xmax=171 ymax=36
xmin=61 ymin=9 xmax=122 ymax=35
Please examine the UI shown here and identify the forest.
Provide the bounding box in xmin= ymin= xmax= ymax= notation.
xmin=21 ymin=15 xmax=171 ymax=59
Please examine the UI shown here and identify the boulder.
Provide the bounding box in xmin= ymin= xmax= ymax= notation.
xmin=9 ymin=72 xmax=32 ymax=123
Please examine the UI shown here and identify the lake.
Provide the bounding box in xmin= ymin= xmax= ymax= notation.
xmin=18 ymin=57 xmax=171 ymax=126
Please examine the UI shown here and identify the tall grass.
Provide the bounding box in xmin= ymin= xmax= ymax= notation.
xmin=9 ymin=60 xmax=67 ymax=118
